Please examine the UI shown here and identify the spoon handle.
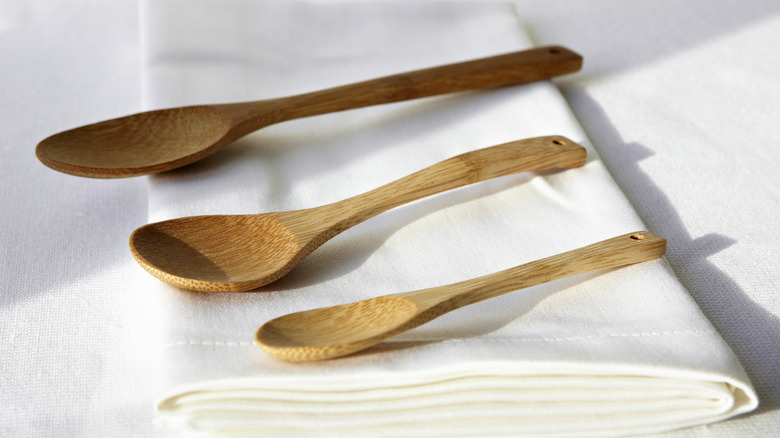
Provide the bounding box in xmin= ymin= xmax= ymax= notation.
xmin=403 ymin=232 xmax=667 ymax=312
xmin=266 ymin=46 xmax=581 ymax=121
xmin=304 ymin=136 xmax=585 ymax=239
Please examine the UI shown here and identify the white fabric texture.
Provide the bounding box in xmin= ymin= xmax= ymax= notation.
xmin=0 ymin=0 xmax=154 ymax=436
xmin=140 ymin=0 xmax=757 ymax=436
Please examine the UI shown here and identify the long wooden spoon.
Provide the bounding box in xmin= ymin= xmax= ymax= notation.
xmin=256 ymin=231 xmax=667 ymax=362
xmin=36 ymin=46 xmax=581 ymax=178
xmin=129 ymin=136 xmax=586 ymax=292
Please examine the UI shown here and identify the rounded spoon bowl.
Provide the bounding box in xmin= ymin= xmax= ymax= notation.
xmin=37 ymin=106 xmax=234 ymax=178
xmin=130 ymin=214 xmax=303 ymax=291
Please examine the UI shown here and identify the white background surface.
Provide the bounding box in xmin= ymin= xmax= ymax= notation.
xmin=1 ymin=0 xmax=778 ymax=436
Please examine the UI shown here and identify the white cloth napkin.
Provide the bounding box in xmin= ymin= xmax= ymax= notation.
xmin=140 ymin=0 xmax=757 ymax=435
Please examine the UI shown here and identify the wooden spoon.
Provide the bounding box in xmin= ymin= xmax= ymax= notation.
xmin=129 ymin=136 xmax=586 ymax=292
xmin=256 ymin=231 xmax=667 ymax=362
xmin=36 ymin=46 xmax=581 ymax=178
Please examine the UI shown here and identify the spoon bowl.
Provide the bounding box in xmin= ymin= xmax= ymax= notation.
xmin=129 ymin=136 xmax=587 ymax=291
xmin=257 ymin=296 xmax=420 ymax=361
xmin=37 ymin=106 xmax=235 ymax=178
xmin=130 ymin=214 xmax=304 ymax=291
xmin=36 ymin=46 xmax=582 ymax=178
xmin=256 ymin=232 xmax=667 ymax=362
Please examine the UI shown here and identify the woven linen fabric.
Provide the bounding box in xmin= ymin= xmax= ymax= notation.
xmin=0 ymin=1 xmax=155 ymax=436
xmin=140 ymin=0 xmax=757 ymax=435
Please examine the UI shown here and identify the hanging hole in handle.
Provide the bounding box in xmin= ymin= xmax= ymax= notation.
xmin=549 ymin=48 xmax=561 ymax=55
xmin=630 ymin=234 xmax=645 ymax=240
xmin=552 ymin=139 xmax=565 ymax=145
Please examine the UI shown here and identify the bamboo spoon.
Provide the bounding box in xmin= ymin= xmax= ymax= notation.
xmin=36 ymin=46 xmax=581 ymax=178
xmin=256 ymin=231 xmax=667 ymax=362
xmin=129 ymin=136 xmax=586 ymax=292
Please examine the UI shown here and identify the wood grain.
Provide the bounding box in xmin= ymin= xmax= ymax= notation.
xmin=227 ymin=45 xmax=583 ymax=126
xmin=130 ymin=136 xmax=586 ymax=292
xmin=37 ymin=46 xmax=582 ymax=178
xmin=256 ymin=231 xmax=667 ymax=362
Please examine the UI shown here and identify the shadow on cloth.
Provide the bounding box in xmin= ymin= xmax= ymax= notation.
xmin=564 ymin=91 xmax=780 ymax=415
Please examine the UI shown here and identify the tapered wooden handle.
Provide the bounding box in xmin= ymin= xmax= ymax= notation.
xmin=310 ymin=136 xmax=586 ymax=237
xmin=272 ymin=46 xmax=582 ymax=121
xmin=405 ymin=232 xmax=667 ymax=311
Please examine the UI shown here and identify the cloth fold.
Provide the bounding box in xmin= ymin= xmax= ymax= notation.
xmin=140 ymin=0 xmax=757 ymax=435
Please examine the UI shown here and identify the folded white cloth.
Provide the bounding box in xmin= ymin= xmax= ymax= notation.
xmin=140 ymin=0 xmax=757 ymax=435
